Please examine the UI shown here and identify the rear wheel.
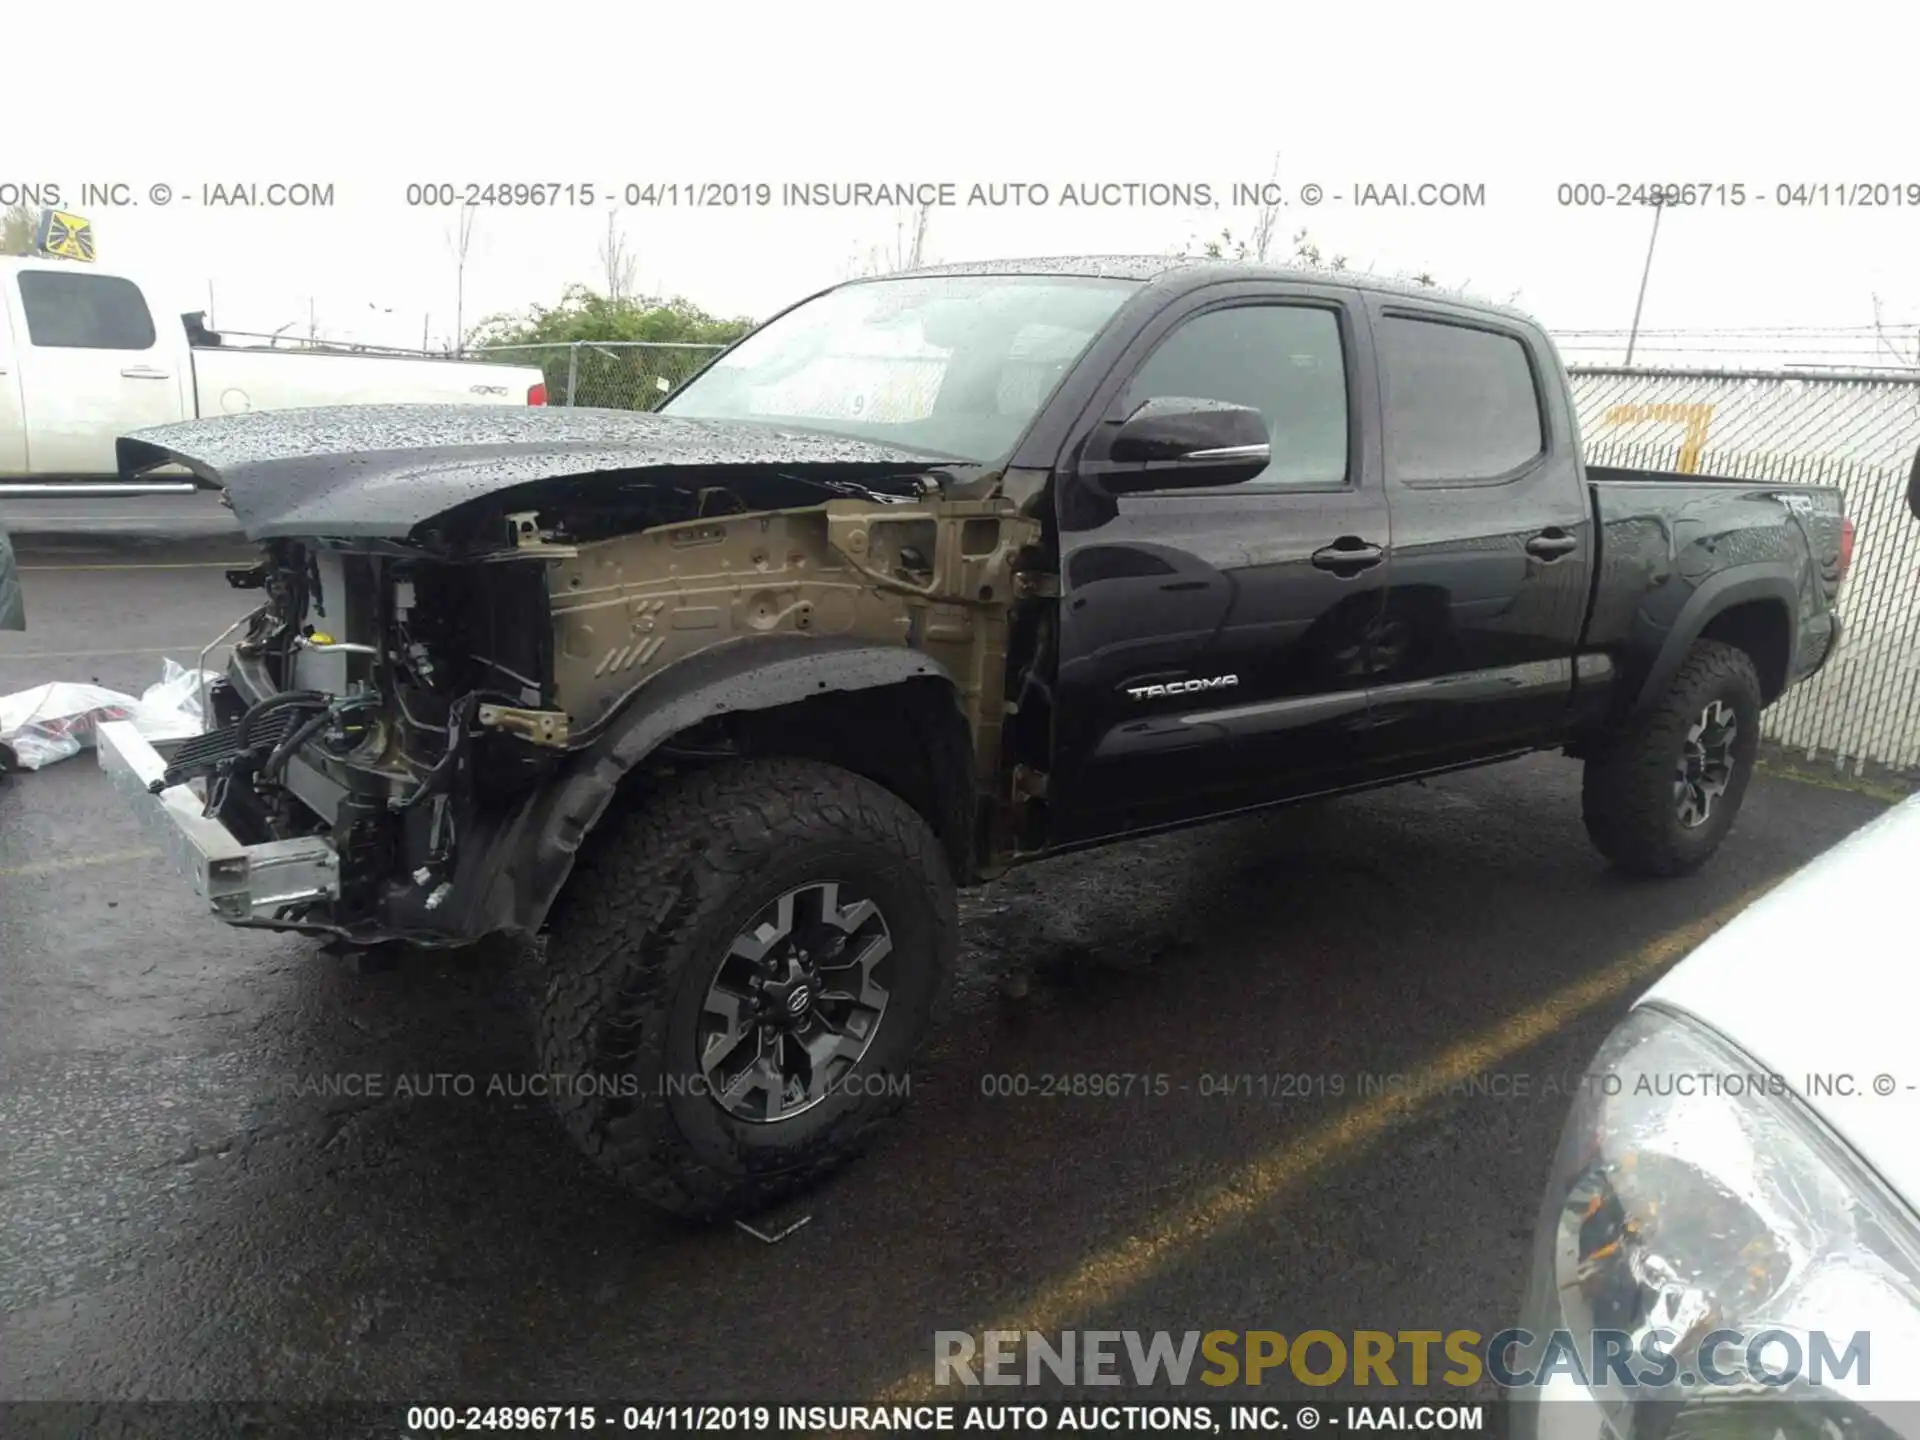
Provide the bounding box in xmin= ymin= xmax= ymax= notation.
xmin=1581 ymin=639 xmax=1763 ymax=877
xmin=533 ymin=758 xmax=956 ymax=1219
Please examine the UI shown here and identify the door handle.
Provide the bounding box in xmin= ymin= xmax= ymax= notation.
xmin=120 ymin=366 xmax=171 ymax=379
xmin=1525 ymin=531 xmax=1578 ymax=561
xmin=1311 ymin=538 xmax=1385 ymax=575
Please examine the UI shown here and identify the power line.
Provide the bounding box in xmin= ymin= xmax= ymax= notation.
xmin=1557 ymin=325 xmax=1920 ymax=337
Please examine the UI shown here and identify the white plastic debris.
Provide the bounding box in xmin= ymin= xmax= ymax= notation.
xmin=0 ymin=658 xmax=216 ymax=771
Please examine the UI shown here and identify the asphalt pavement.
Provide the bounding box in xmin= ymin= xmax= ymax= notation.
xmin=0 ymin=523 xmax=1892 ymax=1412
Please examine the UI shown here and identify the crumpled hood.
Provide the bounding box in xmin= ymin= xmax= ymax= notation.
xmin=115 ymin=404 xmax=950 ymax=541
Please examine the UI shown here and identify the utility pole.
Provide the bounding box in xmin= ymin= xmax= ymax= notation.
xmin=447 ymin=205 xmax=477 ymax=357
xmin=1624 ymin=197 xmax=1664 ymax=367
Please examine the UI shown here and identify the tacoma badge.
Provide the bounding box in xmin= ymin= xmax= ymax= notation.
xmin=1126 ymin=675 xmax=1239 ymax=700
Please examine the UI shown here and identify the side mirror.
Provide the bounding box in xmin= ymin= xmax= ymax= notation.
xmin=1086 ymin=397 xmax=1271 ymax=493
xmin=1909 ymin=441 xmax=1920 ymax=522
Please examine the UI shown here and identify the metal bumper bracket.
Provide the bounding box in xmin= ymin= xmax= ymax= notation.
xmin=97 ymin=719 xmax=339 ymax=924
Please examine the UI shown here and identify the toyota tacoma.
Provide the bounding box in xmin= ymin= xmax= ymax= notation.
xmin=98 ymin=257 xmax=1854 ymax=1218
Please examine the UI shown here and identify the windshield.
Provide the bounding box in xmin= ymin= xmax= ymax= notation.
xmin=660 ymin=274 xmax=1139 ymax=464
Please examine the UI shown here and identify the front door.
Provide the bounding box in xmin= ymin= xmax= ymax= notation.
xmin=1049 ymin=285 xmax=1393 ymax=843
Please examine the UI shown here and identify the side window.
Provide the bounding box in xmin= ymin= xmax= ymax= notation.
xmin=1377 ymin=315 xmax=1542 ymax=483
xmin=16 ymin=271 xmax=157 ymax=351
xmin=1123 ymin=304 xmax=1348 ymax=488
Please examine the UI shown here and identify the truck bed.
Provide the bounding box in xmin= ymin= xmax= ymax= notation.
xmin=1582 ymin=464 xmax=1848 ymax=700
xmin=189 ymin=345 xmax=539 ymax=415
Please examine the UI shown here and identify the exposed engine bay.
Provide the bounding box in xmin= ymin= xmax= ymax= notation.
xmin=153 ymin=465 xmax=1044 ymax=944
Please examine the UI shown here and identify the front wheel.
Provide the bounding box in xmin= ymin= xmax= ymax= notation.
xmin=1581 ymin=639 xmax=1763 ymax=877
xmin=533 ymin=758 xmax=957 ymax=1219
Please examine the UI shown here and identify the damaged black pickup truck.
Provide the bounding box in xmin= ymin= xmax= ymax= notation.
xmin=99 ymin=257 xmax=1855 ymax=1218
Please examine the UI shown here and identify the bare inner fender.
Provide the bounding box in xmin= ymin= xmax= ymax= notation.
xmin=545 ymin=496 xmax=1041 ymax=781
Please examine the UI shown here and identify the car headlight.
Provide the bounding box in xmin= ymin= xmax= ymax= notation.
xmin=1512 ymin=1003 xmax=1920 ymax=1440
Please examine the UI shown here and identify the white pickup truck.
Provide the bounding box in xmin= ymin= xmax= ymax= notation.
xmin=0 ymin=256 xmax=547 ymax=496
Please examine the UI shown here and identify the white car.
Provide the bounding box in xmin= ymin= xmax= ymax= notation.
xmin=0 ymin=255 xmax=547 ymax=495
xmin=1515 ymin=789 xmax=1920 ymax=1435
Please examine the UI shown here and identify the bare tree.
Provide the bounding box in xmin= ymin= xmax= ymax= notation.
xmin=599 ymin=211 xmax=639 ymax=302
xmin=1246 ymin=153 xmax=1283 ymax=261
xmin=446 ymin=205 xmax=479 ymax=355
xmin=898 ymin=201 xmax=931 ymax=271
xmin=850 ymin=202 xmax=934 ymax=277
xmin=1183 ymin=155 xmax=1285 ymax=263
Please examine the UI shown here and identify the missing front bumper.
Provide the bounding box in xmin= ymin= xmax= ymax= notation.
xmin=97 ymin=719 xmax=341 ymax=925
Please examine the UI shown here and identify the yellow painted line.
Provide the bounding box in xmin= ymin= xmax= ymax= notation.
xmin=0 ymin=846 xmax=162 ymax=879
xmin=0 ymin=646 xmax=220 ymax=660
xmin=869 ymin=880 xmax=1778 ymax=1407
xmin=18 ymin=562 xmax=244 ymax=572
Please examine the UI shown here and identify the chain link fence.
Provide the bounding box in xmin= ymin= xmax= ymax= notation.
xmin=1569 ymin=366 xmax=1920 ymax=779
xmin=476 ymin=341 xmax=727 ymax=410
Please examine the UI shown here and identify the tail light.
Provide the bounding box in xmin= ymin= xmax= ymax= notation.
xmin=1838 ymin=516 xmax=1855 ymax=584
xmin=527 ymin=382 xmax=547 ymax=406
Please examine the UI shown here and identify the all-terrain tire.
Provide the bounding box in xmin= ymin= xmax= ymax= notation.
xmin=533 ymin=758 xmax=957 ymax=1220
xmin=1582 ymin=639 xmax=1763 ymax=878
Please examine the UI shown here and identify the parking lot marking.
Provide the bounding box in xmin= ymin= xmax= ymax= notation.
xmin=17 ymin=562 xmax=243 ymax=572
xmin=868 ymin=879 xmax=1778 ymax=1406
xmin=0 ymin=645 xmax=218 ymax=659
xmin=0 ymin=846 xmax=161 ymax=879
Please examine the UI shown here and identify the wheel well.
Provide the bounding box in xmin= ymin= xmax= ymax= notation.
xmin=635 ymin=678 xmax=977 ymax=880
xmin=1699 ymin=599 xmax=1791 ymax=703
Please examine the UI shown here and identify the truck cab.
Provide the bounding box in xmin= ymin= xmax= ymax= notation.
xmin=0 ymin=258 xmax=190 ymax=479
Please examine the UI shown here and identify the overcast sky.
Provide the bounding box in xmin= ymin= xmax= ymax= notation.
xmin=10 ymin=2 xmax=1920 ymax=369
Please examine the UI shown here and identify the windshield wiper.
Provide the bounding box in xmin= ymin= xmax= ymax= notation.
xmin=777 ymin=472 xmax=930 ymax=504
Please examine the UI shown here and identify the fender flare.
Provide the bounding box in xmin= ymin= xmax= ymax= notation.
xmin=453 ymin=635 xmax=969 ymax=938
xmin=1627 ymin=565 xmax=1799 ymax=717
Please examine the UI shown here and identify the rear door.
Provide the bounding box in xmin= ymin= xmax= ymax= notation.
xmin=1049 ymin=280 xmax=1393 ymax=841
xmin=9 ymin=267 xmax=188 ymax=476
xmin=1357 ymin=299 xmax=1593 ymax=766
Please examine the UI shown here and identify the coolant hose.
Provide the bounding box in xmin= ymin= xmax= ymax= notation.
xmin=261 ymin=695 xmax=383 ymax=780
xmin=237 ymin=689 xmax=332 ymax=747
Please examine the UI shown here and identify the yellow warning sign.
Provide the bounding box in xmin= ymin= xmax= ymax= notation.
xmin=35 ymin=211 xmax=96 ymax=262
xmin=1600 ymin=402 xmax=1714 ymax=473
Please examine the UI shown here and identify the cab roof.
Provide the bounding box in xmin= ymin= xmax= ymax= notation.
xmin=858 ymin=254 xmax=1538 ymax=327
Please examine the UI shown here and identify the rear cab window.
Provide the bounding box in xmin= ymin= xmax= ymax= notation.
xmin=1376 ymin=312 xmax=1544 ymax=484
